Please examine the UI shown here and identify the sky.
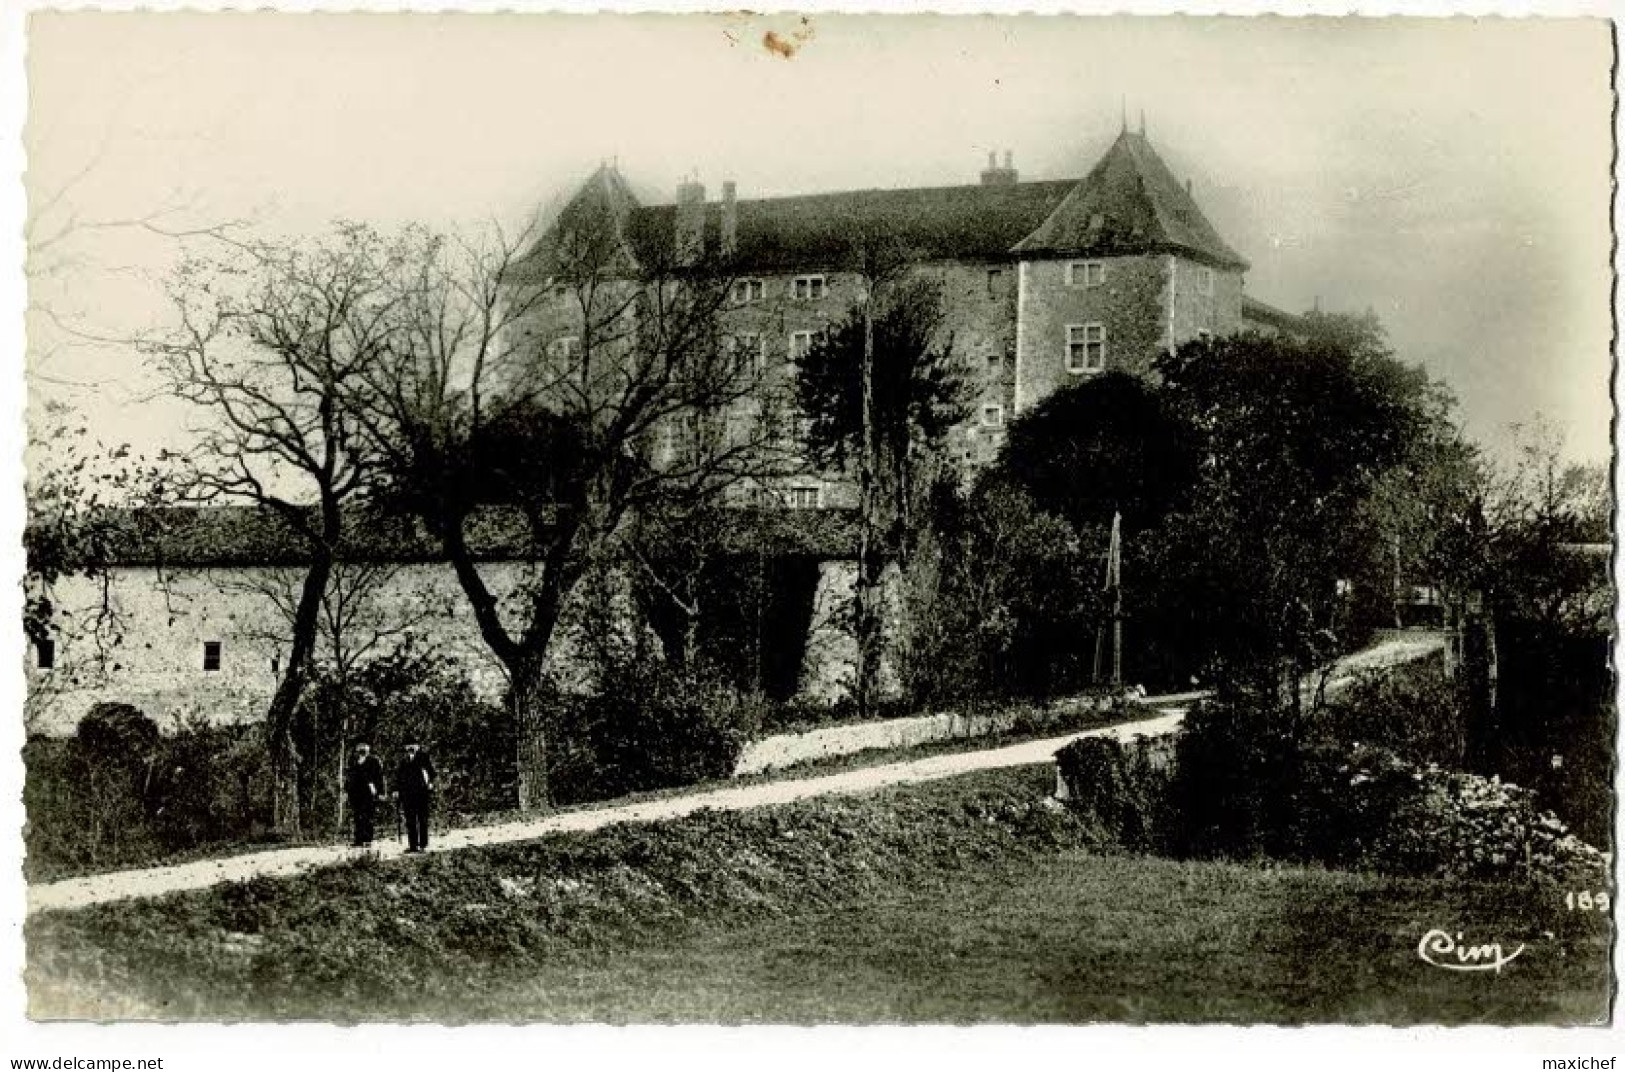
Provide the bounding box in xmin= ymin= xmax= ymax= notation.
xmin=20 ymin=13 xmax=1616 ymax=463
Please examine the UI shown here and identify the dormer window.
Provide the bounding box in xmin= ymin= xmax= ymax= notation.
xmin=1067 ymin=261 xmax=1106 ymax=288
xmin=732 ymin=279 xmax=765 ymax=304
xmin=1066 ymin=323 xmax=1106 ymax=374
xmin=792 ymin=275 xmax=826 ymax=301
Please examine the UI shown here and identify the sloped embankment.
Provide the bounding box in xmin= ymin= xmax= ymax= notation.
xmin=28 ymin=766 xmax=1096 ymax=1020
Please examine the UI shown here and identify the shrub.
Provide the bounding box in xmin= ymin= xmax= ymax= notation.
xmin=297 ymin=643 xmax=513 ymax=828
xmin=898 ymin=481 xmax=1099 ymax=709
xmin=1160 ymin=696 xmax=1606 ymax=885
xmin=24 ymin=711 xmax=273 ymax=881
xmin=545 ymin=661 xmax=767 ymax=806
xmin=1316 ymin=654 xmax=1467 ymax=767
xmin=1053 ymin=734 xmax=1176 ymax=852
xmin=75 ymin=702 xmax=161 ymax=762
xmin=1361 ymin=754 xmax=1607 ymax=884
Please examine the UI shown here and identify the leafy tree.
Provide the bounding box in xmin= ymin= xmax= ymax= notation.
xmin=998 ymin=370 xmax=1195 ymax=535
xmin=795 ymin=270 xmax=968 ymax=716
xmin=901 ymin=480 xmax=1097 ymax=706
xmin=1484 ymin=419 xmax=1612 ymax=634
xmin=1149 ymin=323 xmax=1442 ymax=709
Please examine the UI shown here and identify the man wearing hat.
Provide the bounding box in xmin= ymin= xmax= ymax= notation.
xmin=345 ymin=743 xmax=385 ymax=848
xmin=394 ymin=741 xmax=437 ymax=853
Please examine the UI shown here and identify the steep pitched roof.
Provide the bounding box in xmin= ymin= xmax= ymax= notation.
xmin=1011 ymin=130 xmax=1249 ymax=269
xmin=645 ymin=179 xmax=1077 ymax=272
xmin=1241 ymin=295 xmax=1307 ymax=335
xmin=511 ymin=174 xmax=1078 ymax=281
xmin=514 ymin=132 xmax=1249 ymax=279
xmin=510 ymin=164 xmax=645 ymax=281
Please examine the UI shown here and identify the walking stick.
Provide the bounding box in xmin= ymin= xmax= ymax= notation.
xmin=395 ymin=793 xmax=403 ymax=845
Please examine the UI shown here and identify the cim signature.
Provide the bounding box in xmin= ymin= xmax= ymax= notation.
xmin=1417 ymin=929 xmax=1525 ymax=974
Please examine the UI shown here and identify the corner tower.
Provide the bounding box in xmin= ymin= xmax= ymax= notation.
xmin=1010 ymin=128 xmax=1249 ymax=412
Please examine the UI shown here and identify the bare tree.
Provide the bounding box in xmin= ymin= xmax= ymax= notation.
xmin=142 ymin=223 xmax=401 ymax=836
xmin=357 ymin=201 xmax=797 ymax=811
xmin=22 ymin=402 xmax=186 ymax=732
xmin=224 ymin=559 xmax=454 ymax=835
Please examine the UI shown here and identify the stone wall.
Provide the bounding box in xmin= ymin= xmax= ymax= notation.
xmin=1165 ymin=256 xmax=1244 ymax=346
xmin=1014 ymin=253 xmax=1168 ymax=411
xmin=27 ymin=552 xmax=888 ymax=739
xmin=735 ymin=693 xmax=1113 ymax=776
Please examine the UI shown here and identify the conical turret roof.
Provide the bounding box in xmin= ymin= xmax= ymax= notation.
xmin=1011 ymin=130 xmax=1248 ymax=270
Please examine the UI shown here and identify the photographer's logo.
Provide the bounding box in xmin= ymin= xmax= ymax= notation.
xmin=1417 ymin=928 xmax=1525 ymax=974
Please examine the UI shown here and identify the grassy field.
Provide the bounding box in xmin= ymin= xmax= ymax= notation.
xmin=27 ymin=766 xmax=1611 ymax=1024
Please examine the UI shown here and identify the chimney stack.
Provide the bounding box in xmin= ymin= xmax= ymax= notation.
xmin=676 ymin=175 xmax=705 ymax=265
xmin=720 ymin=180 xmax=738 ymax=258
xmin=980 ymin=149 xmax=1018 ymax=186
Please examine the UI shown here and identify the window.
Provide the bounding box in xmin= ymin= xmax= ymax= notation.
xmin=986 ymin=269 xmax=1003 ymax=297
xmin=986 ymin=354 xmax=1003 ymax=376
xmin=1066 ymin=323 xmax=1106 ymax=373
xmin=1198 ymin=267 xmax=1215 ymax=296
xmin=203 ymin=641 xmax=222 ymax=672
xmin=786 ymin=486 xmax=822 ymax=509
xmin=732 ymin=279 xmax=765 ymax=304
xmin=1067 ymin=261 xmax=1106 ymax=288
xmin=1196 ymin=328 xmax=1213 ymax=343
xmin=790 ymin=330 xmax=819 ymax=360
xmin=547 ymin=335 xmax=580 ymax=359
xmin=791 ymin=275 xmax=826 ymax=301
xmin=731 ymin=333 xmax=766 ymax=377
xmin=981 ymin=402 xmax=1004 ymax=428
xmin=35 ymin=637 xmax=54 ymax=671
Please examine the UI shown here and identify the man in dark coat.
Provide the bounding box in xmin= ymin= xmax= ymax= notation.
xmin=394 ymin=741 xmax=437 ymax=853
xmin=345 ymin=742 xmax=385 ymax=847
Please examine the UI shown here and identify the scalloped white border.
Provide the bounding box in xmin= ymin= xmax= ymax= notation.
xmin=0 ymin=2 xmax=1618 ymax=1064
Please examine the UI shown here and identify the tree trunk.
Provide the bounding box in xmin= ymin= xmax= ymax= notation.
xmin=511 ymin=664 xmax=552 ymax=812
xmin=263 ymin=552 xmax=334 ymax=839
xmin=855 ymin=284 xmax=880 ymax=719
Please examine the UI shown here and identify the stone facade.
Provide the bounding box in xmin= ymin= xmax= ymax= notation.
xmin=515 ymin=127 xmax=1302 ymax=495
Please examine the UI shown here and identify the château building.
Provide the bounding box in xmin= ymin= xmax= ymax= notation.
xmin=25 ymin=125 xmax=1307 ymax=735
xmin=508 ymin=122 xmax=1302 ymax=504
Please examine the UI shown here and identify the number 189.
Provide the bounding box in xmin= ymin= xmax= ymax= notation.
xmin=1565 ymin=891 xmax=1611 ymax=912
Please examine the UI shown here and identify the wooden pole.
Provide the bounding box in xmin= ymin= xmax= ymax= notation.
xmin=1109 ymin=511 xmax=1123 ymax=688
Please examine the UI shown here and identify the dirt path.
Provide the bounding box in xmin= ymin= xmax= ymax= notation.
xmin=25 ymin=632 xmax=1443 ymax=917
xmin=26 ymin=711 xmax=1183 ymax=917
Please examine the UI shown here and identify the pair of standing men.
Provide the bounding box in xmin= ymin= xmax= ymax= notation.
xmin=345 ymin=741 xmax=437 ymax=852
